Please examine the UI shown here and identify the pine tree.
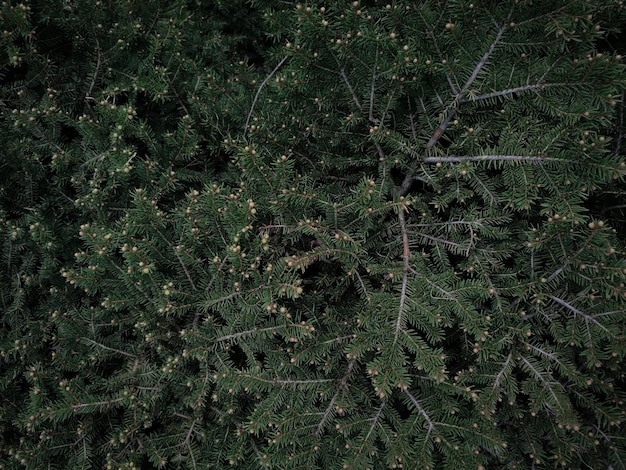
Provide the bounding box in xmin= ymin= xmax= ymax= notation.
xmin=1 ymin=1 xmax=626 ymax=469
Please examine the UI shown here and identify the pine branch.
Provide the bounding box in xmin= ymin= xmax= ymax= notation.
xmin=340 ymin=66 xmax=363 ymax=113
xmin=492 ymin=352 xmax=513 ymax=390
xmin=368 ymin=44 xmax=380 ymax=125
xmin=418 ymin=7 xmax=456 ymax=95
xmin=85 ymin=39 xmax=102 ymax=104
xmin=519 ymin=356 xmax=564 ymax=411
xmin=354 ymin=270 xmax=370 ymax=299
xmin=244 ymin=56 xmax=289 ymax=136
xmin=214 ymin=324 xmax=309 ymax=343
xmin=463 ymin=78 xmax=614 ymax=103
xmin=464 ymin=82 xmax=544 ymax=102
xmin=81 ymin=338 xmax=137 ymax=358
xmin=408 ymin=267 xmax=456 ymax=301
xmin=589 ymin=309 xmax=624 ymax=319
xmin=169 ymin=84 xmax=190 ymax=116
xmin=616 ymin=90 xmax=625 ymax=157
xmin=415 ymin=231 xmax=475 ymax=256
xmin=427 ymin=14 xmax=510 ymax=149
xmin=315 ymin=359 xmax=356 ymax=436
xmin=404 ymin=389 xmax=434 ymax=432
xmin=393 ymin=202 xmax=411 ymax=343
xmin=548 ymin=296 xmax=611 ymax=333
xmin=194 ymin=256 xmax=229 ymax=327
xmin=423 ymin=155 xmax=558 ymax=163
xmin=70 ymin=397 xmax=125 ymax=412
xmin=353 ymin=402 xmax=385 ymax=457
xmin=234 ymin=373 xmax=334 ymax=388
xmin=180 ymin=417 xmax=201 ymax=459
xmin=426 ymin=109 xmax=457 ymax=150
xmin=410 ymin=219 xmax=486 ymax=229
xmin=460 ymin=23 xmax=508 ymax=94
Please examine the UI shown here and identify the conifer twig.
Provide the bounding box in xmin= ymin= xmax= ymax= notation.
xmin=492 ymin=352 xmax=513 ymax=390
xmin=194 ymin=257 xmax=228 ymax=328
xmin=418 ymin=7 xmax=455 ymax=94
xmin=81 ymin=338 xmax=137 ymax=358
xmin=339 ymin=66 xmax=363 ymax=112
xmin=404 ymin=389 xmax=434 ymax=432
xmin=518 ymin=356 xmax=563 ymax=408
xmin=393 ymin=202 xmax=410 ymax=342
xmin=85 ymin=40 xmax=102 ymax=104
xmin=235 ymin=373 xmax=334 ymax=387
xmin=426 ymin=18 xmax=509 ymax=149
xmin=244 ymin=56 xmax=289 ymax=137
xmin=174 ymin=250 xmax=197 ymax=291
xmin=408 ymin=267 xmax=456 ymax=300
xmin=354 ymin=403 xmax=385 ymax=455
xmin=548 ymin=296 xmax=610 ymax=333
xmin=423 ymin=155 xmax=558 ymax=163
xmin=460 ymin=24 xmax=507 ymax=93
xmin=71 ymin=397 xmax=125 ymax=411
xmin=215 ymin=324 xmax=308 ymax=343
xmin=400 ymin=14 xmax=514 ymax=194
xmin=464 ymin=81 xmax=544 ymax=102
xmin=601 ymin=204 xmax=626 ymax=212
xmin=316 ymin=359 xmax=356 ymax=436
xmin=368 ymin=44 xmax=380 ymax=124
xmin=180 ymin=417 xmax=200 ymax=451
xmin=615 ymin=91 xmax=625 ymax=157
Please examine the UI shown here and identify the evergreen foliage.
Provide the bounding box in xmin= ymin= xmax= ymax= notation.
xmin=1 ymin=0 xmax=626 ymax=468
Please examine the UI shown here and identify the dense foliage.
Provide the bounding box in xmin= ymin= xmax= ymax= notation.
xmin=1 ymin=1 xmax=626 ymax=468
